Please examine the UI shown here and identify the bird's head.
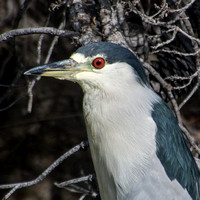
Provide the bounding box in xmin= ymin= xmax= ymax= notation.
xmin=25 ymin=42 xmax=148 ymax=91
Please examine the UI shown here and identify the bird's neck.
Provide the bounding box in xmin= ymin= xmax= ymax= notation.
xmin=82 ymin=82 xmax=160 ymax=199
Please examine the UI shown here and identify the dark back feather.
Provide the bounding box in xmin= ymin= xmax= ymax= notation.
xmin=152 ymin=101 xmax=200 ymax=200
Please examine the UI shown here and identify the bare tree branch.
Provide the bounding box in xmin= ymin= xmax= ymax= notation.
xmin=164 ymin=69 xmax=200 ymax=90
xmin=152 ymin=48 xmax=200 ymax=56
xmin=13 ymin=0 xmax=32 ymax=29
xmin=179 ymin=81 xmax=200 ymax=110
xmin=45 ymin=19 xmax=66 ymax=64
xmin=151 ymin=29 xmax=178 ymax=50
xmin=0 ymin=27 xmax=79 ymax=42
xmin=0 ymin=141 xmax=89 ymax=200
xmin=55 ymin=174 xmax=98 ymax=199
xmin=169 ymin=0 xmax=196 ymax=13
xmin=55 ymin=174 xmax=94 ymax=188
xmin=26 ymin=77 xmax=40 ymax=113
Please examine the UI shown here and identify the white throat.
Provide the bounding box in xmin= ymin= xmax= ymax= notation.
xmin=81 ymin=76 xmax=160 ymax=200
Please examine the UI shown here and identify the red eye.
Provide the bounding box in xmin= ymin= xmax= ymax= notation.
xmin=92 ymin=57 xmax=105 ymax=69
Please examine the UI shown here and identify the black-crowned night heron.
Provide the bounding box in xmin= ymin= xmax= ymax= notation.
xmin=25 ymin=42 xmax=200 ymax=200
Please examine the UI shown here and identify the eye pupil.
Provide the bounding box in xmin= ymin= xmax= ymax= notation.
xmin=96 ymin=60 xmax=102 ymax=66
xmin=92 ymin=57 xmax=105 ymax=69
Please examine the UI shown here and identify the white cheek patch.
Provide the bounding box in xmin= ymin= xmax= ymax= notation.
xmin=71 ymin=53 xmax=87 ymax=63
xmin=75 ymin=71 xmax=101 ymax=81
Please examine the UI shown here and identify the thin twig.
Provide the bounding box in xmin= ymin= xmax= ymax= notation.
xmin=167 ymin=90 xmax=183 ymax=125
xmin=179 ymin=80 xmax=200 ymax=110
xmin=176 ymin=26 xmax=200 ymax=45
xmin=55 ymin=174 xmax=94 ymax=188
xmin=143 ymin=62 xmax=170 ymax=89
xmin=0 ymin=27 xmax=79 ymax=42
xmin=37 ymin=13 xmax=51 ymax=65
xmin=151 ymin=0 xmax=167 ymax=19
xmin=0 ymin=141 xmax=88 ymax=200
xmin=151 ymin=29 xmax=177 ymax=50
xmin=37 ymin=34 xmax=45 ymax=65
xmin=169 ymin=0 xmax=196 ymax=13
xmin=26 ymin=77 xmax=40 ymax=113
xmin=152 ymin=48 xmax=200 ymax=56
xmin=79 ymin=194 xmax=87 ymax=200
xmin=55 ymin=174 xmax=98 ymax=199
xmin=180 ymin=126 xmax=200 ymax=156
xmin=13 ymin=0 xmax=32 ymax=29
xmin=60 ymin=183 xmax=91 ymax=194
xmin=0 ymin=84 xmax=26 ymax=88
xmin=10 ymin=0 xmax=32 ymax=51
xmin=0 ymin=94 xmax=27 ymax=112
xmin=165 ymin=69 xmax=200 ymax=90
xmin=44 ymin=17 xmax=66 ymax=64
xmin=132 ymin=8 xmax=173 ymax=27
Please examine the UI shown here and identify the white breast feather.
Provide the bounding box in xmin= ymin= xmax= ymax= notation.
xmin=81 ymin=67 xmax=158 ymax=199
